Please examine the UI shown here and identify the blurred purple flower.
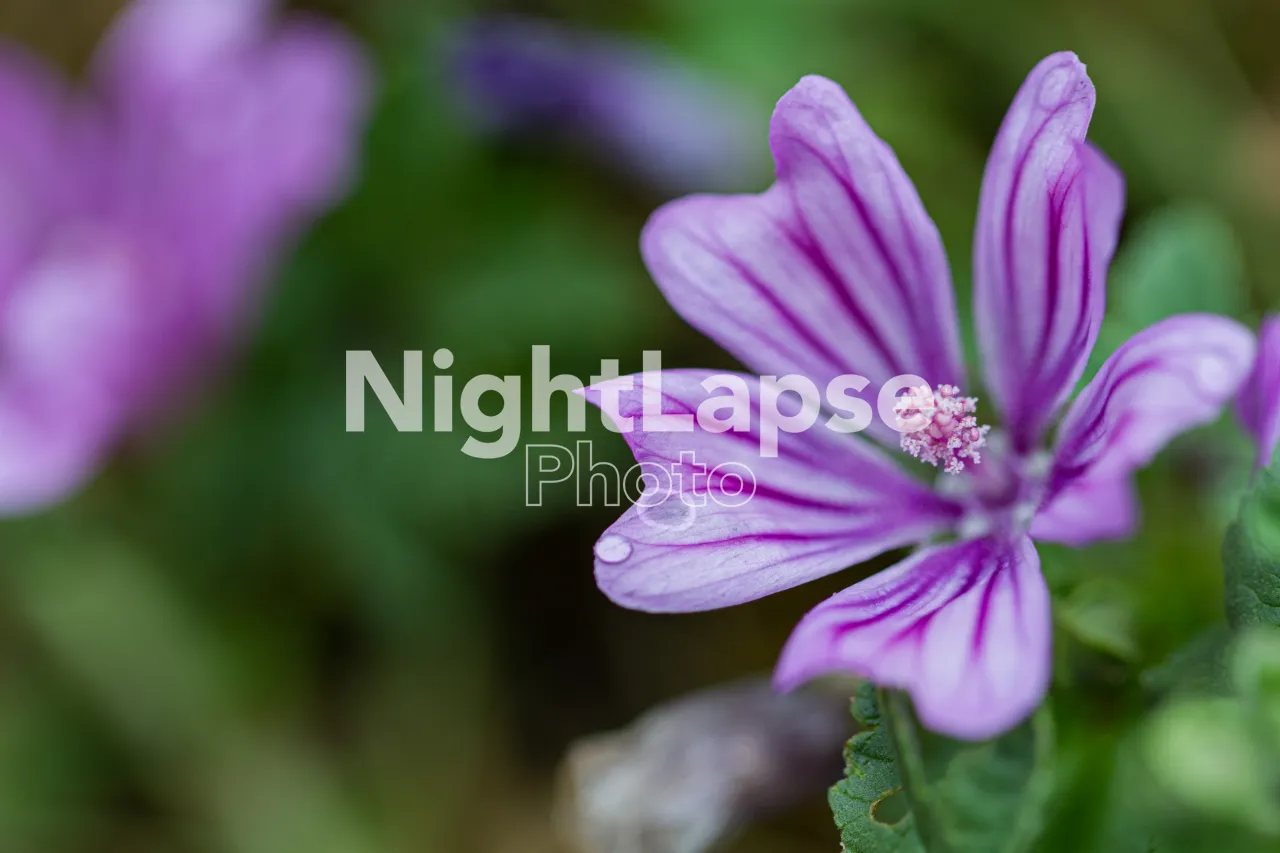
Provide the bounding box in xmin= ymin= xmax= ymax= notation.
xmin=583 ymin=54 xmax=1257 ymax=740
xmin=1239 ymin=315 xmax=1280 ymax=472
xmin=0 ymin=0 xmax=368 ymax=513
xmin=556 ymin=678 xmax=847 ymax=853
xmin=447 ymin=16 xmax=763 ymax=193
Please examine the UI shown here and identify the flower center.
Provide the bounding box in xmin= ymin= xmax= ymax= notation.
xmin=893 ymin=384 xmax=991 ymax=475
xmin=939 ymin=433 xmax=1052 ymax=540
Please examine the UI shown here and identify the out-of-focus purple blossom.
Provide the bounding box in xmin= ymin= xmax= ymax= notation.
xmin=1239 ymin=315 xmax=1280 ymax=472
xmin=555 ymin=678 xmax=848 ymax=853
xmin=0 ymin=0 xmax=369 ymax=513
xmin=446 ymin=16 xmax=765 ymax=194
xmin=583 ymin=54 xmax=1258 ymax=741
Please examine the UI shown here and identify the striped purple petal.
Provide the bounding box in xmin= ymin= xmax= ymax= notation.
xmin=774 ymin=536 xmax=1049 ymax=741
xmin=580 ymin=370 xmax=961 ymax=613
xmin=1046 ymin=314 xmax=1256 ymax=499
xmin=642 ymin=75 xmax=965 ymax=436
xmin=1029 ymin=474 xmax=1137 ymax=546
xmin=973 ymin=52 xmax=1125 ymax=454
xmin=1238 ymin=315 xmax=1280 ymax=472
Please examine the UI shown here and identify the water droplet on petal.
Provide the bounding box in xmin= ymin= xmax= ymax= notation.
xmin=594 ymin=534 xmax=633 ymax=565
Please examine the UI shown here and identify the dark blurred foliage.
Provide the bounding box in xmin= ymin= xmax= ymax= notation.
xmin=1 ymin=0 xmax=1279 ymax=851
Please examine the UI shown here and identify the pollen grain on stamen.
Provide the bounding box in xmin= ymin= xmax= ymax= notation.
xmin=893 ymin=384 xmax=991 ymax=475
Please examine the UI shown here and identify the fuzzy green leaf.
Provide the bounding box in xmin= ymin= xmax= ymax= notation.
xmin=1141 ymin=625 xmax=1233 ymax=698
xmin=1223 ymin=466 xmax=1280 ymax=629
xmin=882 ymin=692 xmax=1056 ymax=853
xmin=1112 ymin=206 xmax=1246 ymax=326
xmin=1143 ymin=629 xmax=1280 ymax=839
xmin=1088 ymin=204 xmax=1247 ymax=379
xmin=829 ymin=684 xmax=925 ymax=853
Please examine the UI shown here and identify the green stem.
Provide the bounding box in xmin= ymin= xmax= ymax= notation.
xmin=878 ymin=688 xmax=945 ymax=852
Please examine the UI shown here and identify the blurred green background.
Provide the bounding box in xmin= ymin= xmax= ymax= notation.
xmin=1 ymin=0 xmax=1278 ymax=850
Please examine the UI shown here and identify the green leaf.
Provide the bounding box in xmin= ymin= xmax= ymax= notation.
xmin=1112 ymin=206 xmax=1246 ymax=327
xmin=1142 ymin=629 xmax=1280 ymax=841
xmin=1143 ymin=696 xmax=1280 ymax=837
xmin=881 ymin=692 xmax=1057 ymax=853
xmin=1057 ymin=577 xmax=1141 ymax=662
xmin=1223 ymin=465 xmax=1280 ymax=629
xmin=1141 ymin=625 xmax=1233 ymax=698
xmin=829 ymin=684 xmax=925 ymax=853
xmin=1231 ymin=627 xmax=1280 ymax=750
xmin=1088 ymin=204 xmax=1247 ymax=378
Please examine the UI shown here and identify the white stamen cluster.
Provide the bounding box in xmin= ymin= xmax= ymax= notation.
xmin=894 ymin=384 xmax=991 ymax=475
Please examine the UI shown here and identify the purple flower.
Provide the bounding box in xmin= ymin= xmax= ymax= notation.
xmin=1239 ymin=315 xmax=1280 ymax=472
xmin=0 ymin=0 xmax=368 ymax=513
xmin=447 ymin=16 xmax=762 ymax=193
xmin=583 ymin=53 xmax=1257 ymax=740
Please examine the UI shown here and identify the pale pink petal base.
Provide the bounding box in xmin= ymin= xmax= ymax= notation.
xmin=775 ymin=536 xmax=1049 ymax=741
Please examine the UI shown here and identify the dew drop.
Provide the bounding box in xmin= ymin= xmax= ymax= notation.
xmin=594 ymin=534 xmax=633 ymax=565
